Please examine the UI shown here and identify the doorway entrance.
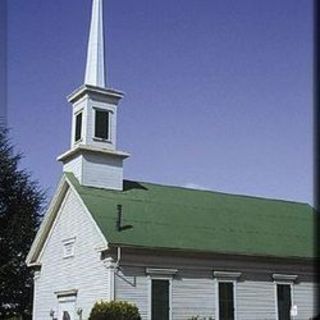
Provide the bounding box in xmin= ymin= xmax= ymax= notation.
xmin=56 ymin=291 xmax=77 ymax=320
xmin=58 ymin=299 xmax=75 ymax=320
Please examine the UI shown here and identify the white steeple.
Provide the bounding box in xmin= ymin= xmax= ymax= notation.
xmin=58 ymin=0 xmax=129 ymax=191
xmin=84 ymin=0 xmax=106 ymax=87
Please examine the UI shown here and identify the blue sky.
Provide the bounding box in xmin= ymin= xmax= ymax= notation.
xmin=7 ymin=0 xmax=313 ymax=204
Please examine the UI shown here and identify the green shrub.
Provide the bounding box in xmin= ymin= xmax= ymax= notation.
xmin=88 ymin=300 xmax=141 ymax=320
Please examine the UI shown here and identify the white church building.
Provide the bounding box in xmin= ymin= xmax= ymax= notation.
xmin=26 ymin=1 xmax=317 ymax=319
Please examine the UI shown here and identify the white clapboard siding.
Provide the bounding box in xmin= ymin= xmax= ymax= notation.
xmin=237 ymin=281 xmax=276 ymax=320
xmin=293 ymin=282 xmax=318 ymax=320
xmin=34 ymin=189 xmax=109 ymax=320
xmin=62 ymin=152 xmax=124 ymax=191
xmin=115 ymin=263 xmax=317 ymax=320
xmin=82 ymin=152 xmax=123 ymax=190
xmin=115 ymin=267 xmax=215 ymax=320
xmin=115 ymin=267 xmax=149 ymax=319
xmin=172 ymin=277 xmax=215 ymax=319
xmin=63 ymin=154 xmax=83 ymax=182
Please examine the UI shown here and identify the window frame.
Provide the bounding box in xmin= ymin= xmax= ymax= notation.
xmin=93 ymin=107 xmax=112 ymax=142
xmin=215 ymin=279 xmax=237 ymax=320
xmin=74 ymin=110 xmax=83 ymax=143
xmin=273 ymin=274 xmax=297 ymax=320
xmin=213 ymin=271 xmax=241 ymax=320
xmin=146 ymin=268 xmax=177 ymax=320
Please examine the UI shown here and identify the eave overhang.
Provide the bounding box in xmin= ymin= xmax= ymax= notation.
xmin=67 ymin=84 xmax=124 ymax=104
xmin=57 ymin=144 xmax=130 ymax=163
xmin=26 ymin=176 xmax=69 ymax=266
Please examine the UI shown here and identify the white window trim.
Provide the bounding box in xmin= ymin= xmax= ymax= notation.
xmin=146 ymin=268 xmax=178 ymax=276
xmin=55 ymin=289 xmax=78 ymax=300
xmin=93 ymin=107 xmax=113 ymax=142
xmin=214 ymin=271 xmax=241 ymax=320
xmin=273 ymin=274 xmax=297 ymax=320
xmin=74 ymin=109 xmax=83 ymax=144
xmin=213 ymin=271 xmax=241 ymax=280
xmin=146 ymin=268 xmax=177 ymax=320
xmin=272 ymin=274 xmax=297 ymax=282
xmin=62 ymin=237 xmax=76 ymax=259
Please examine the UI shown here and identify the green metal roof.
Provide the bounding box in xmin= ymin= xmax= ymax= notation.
xmin=65 ymin=172 xmax=315 ymax=259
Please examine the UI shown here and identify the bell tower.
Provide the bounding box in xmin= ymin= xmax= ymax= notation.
xmin=58 ymin=0 xmax=129 ymax=191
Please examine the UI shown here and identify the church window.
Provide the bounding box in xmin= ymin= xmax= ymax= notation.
xmin=272 ymin=274 xmax=296 ymax=320
xmin=94 ymin=109 xmax=110 ymax=140
xmin=151 ymin=279 xmax=170 ymax=320
xmin=213 ymin=271 xmax=240 ymax=320
xmin=218 ymin=282 xmax=235 ymax=320
xmin=276 ymin=284 xmax=292 ymax=320
xmin=74 ymin=112 xmax=82 ymax=142
xmin=146 ymin=268 xmax=176 ymax=320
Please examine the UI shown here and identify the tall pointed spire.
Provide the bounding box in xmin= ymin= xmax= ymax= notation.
xmin=84 ymin=0 xmax=106 ymax=88
xmin=59 ymin=0 xmax=128 ymax=191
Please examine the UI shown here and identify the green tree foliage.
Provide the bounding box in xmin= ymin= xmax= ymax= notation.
xmin=0 ymin=128 xmax=45 ymax=319
xmin=89 ymin=300 xmax=141 ymax=320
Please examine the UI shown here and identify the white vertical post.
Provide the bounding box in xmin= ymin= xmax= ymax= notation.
xmin=104 ymin=257 xmax=117 ymax=301
xmin=32 ymin=270 xmax=41 ymax=320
